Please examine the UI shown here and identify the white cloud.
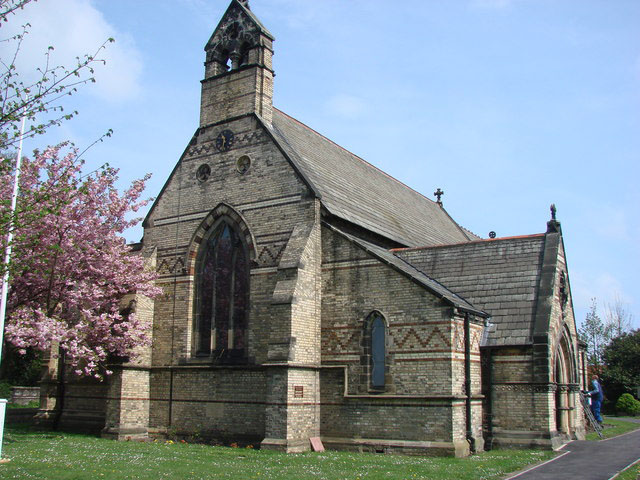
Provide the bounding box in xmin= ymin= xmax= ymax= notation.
xmin=0 ymin=0 xmax=142 ymax=103
xmin=325 ymin=94 xmax=368 ymax=119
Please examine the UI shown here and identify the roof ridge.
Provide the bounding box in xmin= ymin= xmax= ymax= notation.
xmin=390 ymin=233 xmax=546 ymax=252
xmin=273 ymin=107 xmax=441 ymax=207
xmin=459 ymin=224 xmax=482 ymax=240
xmin=438 ymin=205 xmax=480 ymax=241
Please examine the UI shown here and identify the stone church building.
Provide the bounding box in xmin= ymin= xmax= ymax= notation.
xmin=44 ymin=0 xmax=585 ymax=456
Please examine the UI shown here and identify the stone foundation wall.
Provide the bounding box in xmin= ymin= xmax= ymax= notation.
xmin=148 ymin=367 xmax=267 ymax=443
xmin=55 ymin=377 xmax=108 ymax=434
xmin=487 ymin=346 xmax=578 ymax=449
xmin=319 ymin=368 xmax=470 ymax=456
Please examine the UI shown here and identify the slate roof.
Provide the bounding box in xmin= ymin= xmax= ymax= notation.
xmin=327 ymin=224 xmax=487 ymax=317
xmin=266 ymin=109 xmax=477 ymax=248
xmin=393 ymin=235 xmax=547 ymax=346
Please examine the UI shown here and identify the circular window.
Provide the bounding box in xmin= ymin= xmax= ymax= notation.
xmin=196 ymin=163 xmax=211 ymax=182
xmin=236 ymin=155 xmax=251 ymax=174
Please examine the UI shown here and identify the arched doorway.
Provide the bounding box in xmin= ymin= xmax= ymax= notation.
xmin=554 ymin=328 xmax=577 ymax=436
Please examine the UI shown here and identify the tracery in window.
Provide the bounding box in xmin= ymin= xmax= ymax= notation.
xmin=195 ymin=218 xmax=249 ymax=362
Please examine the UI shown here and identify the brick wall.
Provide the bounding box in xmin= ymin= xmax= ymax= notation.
xmin=319 ymin=227 xmax=483 ymax=456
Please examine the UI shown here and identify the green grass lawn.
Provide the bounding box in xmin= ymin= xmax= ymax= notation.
xmin=0 ymin=426 xmax=555 ymax=480
xmin=586 ymin=416 xmax=640 ymax=441
xmin=615 ymin=462 xmax=640 ymax=480
xmin=593 ymin=417 xmax=640 ymax=480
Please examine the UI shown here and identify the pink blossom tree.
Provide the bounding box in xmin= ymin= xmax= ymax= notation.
xmin=0 ymin=144 xmax=160 ymax=378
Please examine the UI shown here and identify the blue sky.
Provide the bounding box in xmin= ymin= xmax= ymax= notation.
xmin=3 ymin=0 xmax=639 ymax=329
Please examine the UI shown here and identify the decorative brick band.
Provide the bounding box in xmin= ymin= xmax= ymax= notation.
xmin=186 ymin=129 xmax=267 ymax=158
xmin=492 ymin=383 xmax=561 ymax=393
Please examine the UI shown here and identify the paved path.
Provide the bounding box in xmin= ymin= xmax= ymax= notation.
xmin=505 ymin=422 xmax=640 ymax=480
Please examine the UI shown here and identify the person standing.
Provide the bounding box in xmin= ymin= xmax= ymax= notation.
xmin=587 ymin=377 xmax=604 ymax=424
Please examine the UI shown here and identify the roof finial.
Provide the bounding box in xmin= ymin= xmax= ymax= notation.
xmin=434 ymin=188 xmax=444 ymax=207
xmin=546 ymin=203 xmax=561 ymax=233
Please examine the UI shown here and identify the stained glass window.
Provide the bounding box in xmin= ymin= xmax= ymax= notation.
xmin=370 ymin=314 xmax=386 ymax=388
xmin=195 ymin=219 xmax=249 ymax=361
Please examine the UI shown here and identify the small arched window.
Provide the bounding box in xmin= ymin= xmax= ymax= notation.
xmin=239 ymin=43 xmax=251 ymax=67
xmin=371 ymin=315 xmax=386 ymax=388
xmin=223 ymin=52 xmax=232 ymax=71
xmin=363 ymin=311 xmax=387 ymax=390
xmin=195 ymin=218 xmax=249 ymax=362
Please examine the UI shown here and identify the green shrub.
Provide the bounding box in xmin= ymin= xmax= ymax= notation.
xmin=0 ymin=381 xmax=11 ymax=399
xmin=7 ymin=400 xmax=39 ymax=409
xmin=616 ymin=393 xmax=640 ymax=416
xmin=0 ymin=347 xmax=42 ymax=386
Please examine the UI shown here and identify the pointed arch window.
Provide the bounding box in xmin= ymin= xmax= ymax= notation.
xmin=195 ymin=218 xmax=249 ymax=362
xmin=362 ymin=311 xmax=388 ymax=391
xmin=370 ymin=314 xmax=386 ymax=388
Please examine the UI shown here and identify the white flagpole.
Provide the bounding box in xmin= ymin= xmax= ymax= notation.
xmin=0 ymin=112 xmax=27 ymax=462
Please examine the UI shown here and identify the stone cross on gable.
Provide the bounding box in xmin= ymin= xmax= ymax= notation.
xmin=434 ymin=188 xmax=444 ymax=206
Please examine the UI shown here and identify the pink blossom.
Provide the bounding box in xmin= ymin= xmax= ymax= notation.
xmin=0 ymin=144 xmax=161 ymax=378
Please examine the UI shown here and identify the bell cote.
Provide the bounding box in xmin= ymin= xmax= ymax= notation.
xmin=200 ymin=0 xmax=275 ymax=126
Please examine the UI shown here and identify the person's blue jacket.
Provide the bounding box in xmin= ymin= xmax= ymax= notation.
xmin=588 ymin=379 xmax=604 ymax=403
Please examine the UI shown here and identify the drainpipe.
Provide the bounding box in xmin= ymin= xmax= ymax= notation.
xmin=484 ymin=347 xmax=493 ymax=448
xmin=464 ymin=313 xmax=475 ymax=453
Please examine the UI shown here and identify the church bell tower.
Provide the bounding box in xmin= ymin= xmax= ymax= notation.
xmin=200 ymin=0 xmax=275 ymax=126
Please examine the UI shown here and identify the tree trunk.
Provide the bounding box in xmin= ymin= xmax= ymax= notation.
xmin=52 ymin=349 xmax=65 ymax=430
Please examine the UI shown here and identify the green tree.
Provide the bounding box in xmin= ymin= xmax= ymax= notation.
xmin=578 ymin=298 xmax=612 ymax=376
xmin=601 ymin=329 xmax=640 ymax=403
